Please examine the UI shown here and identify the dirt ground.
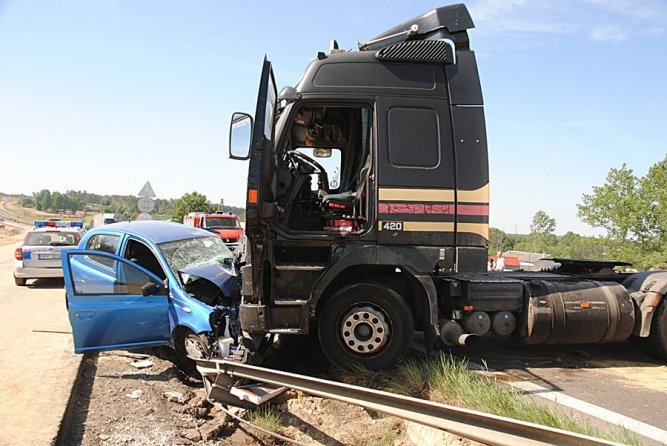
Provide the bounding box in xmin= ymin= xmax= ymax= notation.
xmin=58 ymin=345 xmax=413 ymax=446
xmin=0 ymin=225 xmax=22 ymax=246
xmin=0 ymin=197 xmax=59 ymax=245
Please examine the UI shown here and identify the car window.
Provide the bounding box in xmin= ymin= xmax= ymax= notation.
xmin=70 ymin=253 xmax=159 ymax=295
xmin=205 ymin=217 xmax=239 ymax=229
xmin=86 ymin=234 xmax=121 ymax=268
xmin=295 ymin=147 xmax=342 ymax=191
xmin=124 ymin=239 xmax=166 ymax=280
xmin=26 ymin=231 xmax=81 ymax=246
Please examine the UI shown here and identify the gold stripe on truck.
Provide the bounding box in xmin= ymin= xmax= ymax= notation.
xmin=378 ymin=184 xmax=489 ymax=204
xmin=458 ymin=222 xmax=489 ymax=239
xmin=403 ymin=221 xmax=455 ymax=232
xmin=378 ymin=221 xmax=487 ymax=237
xmin=457 ymin=184 xmax=489 ymax=203
xmin=378 ymin=221 xmax=454 ymax=232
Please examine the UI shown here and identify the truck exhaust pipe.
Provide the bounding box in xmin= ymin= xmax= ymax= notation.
xmin=439 ymin=320 xmax=479 ymax=346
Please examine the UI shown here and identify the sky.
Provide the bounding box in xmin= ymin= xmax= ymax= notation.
xmin=1 ymin=0 xmax=666 ymax=236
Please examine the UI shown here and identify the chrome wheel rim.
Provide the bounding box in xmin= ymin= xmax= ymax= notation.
xmin=340 ymin=306 xmax=389 ymax=354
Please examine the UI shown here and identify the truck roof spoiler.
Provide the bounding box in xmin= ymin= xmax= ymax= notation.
xmin=359 ymin=3 xmax=474 ymax=51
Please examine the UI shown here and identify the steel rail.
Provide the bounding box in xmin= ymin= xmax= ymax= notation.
xmin=194 ymin=359 xmax=619 ymax=446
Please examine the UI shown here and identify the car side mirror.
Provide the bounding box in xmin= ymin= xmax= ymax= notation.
xmin=229 ymin=112 xmax=253 ymax=160
xmin=142 ymin=281 xmax=165 ymax=296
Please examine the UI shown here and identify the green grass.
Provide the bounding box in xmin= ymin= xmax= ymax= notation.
xmin=246 ymin=406 xmax=284 ymax=433
xmin=380 ymin=354 xmax=643 ymax=445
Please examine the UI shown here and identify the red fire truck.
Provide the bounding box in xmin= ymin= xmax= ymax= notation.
xmin=183 ymin=212 xmax=243 ymax=250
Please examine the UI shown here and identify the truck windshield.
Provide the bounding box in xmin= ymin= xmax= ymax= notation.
xmin=205 ymin=217 xmax=239 ymax=229
xmin=158 ymin=236 xmax=233 ymax=274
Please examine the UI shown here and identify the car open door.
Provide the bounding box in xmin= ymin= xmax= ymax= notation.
xmin=63 ymin=250 xmax=171 ymax=353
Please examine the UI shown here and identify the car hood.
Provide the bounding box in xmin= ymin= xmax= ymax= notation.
xmin=179 ymin=263 xmax=240 ymax=297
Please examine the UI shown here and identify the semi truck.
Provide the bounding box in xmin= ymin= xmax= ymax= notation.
xmin=226 ymin=3 xmax=667 ymax=369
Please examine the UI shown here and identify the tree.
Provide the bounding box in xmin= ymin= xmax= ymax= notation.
xmin=51 ymin=192 xmax=64 ymax=212
xmin=489 ymin=227 xmax=515 ymax=253
xmin=529 ymin=210 xmax=556 ymax=252
xmin=640 ymin=155 xmax=667 ymax=243
xmin=36 ymin=189 xmax=51 ymax=211
xmin=577 ymin=164 xmax=641 ymax=242
xmin=171 ymin=192 xmax=210 ymax=222
xmin=530 ymin=210 xmax=556 ymax=236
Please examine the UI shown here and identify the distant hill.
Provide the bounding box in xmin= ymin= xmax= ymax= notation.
xmin=1 ymin=191 xmax=245 ymax=222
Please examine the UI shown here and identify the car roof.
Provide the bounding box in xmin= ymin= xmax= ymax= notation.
xmin=90 ymin=220 xmax=211 ymax=244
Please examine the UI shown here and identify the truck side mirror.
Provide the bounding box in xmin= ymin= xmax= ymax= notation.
xmin=229 ymin=112 xmax=253 ymax=160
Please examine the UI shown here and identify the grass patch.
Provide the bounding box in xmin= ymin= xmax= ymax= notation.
xmin=384 ymin=354 xmax=643 ymax=445
xmin=246 ymin=406 xmax=283 ymax=433
xmin=362 ymin=425 xmax=399 ymax=446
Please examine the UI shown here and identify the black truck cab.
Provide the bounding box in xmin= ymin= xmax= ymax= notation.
xmin=228 ymin=4 xmax=659 ymax=370
xmin=229 ymin=4 xmax=490 ymax=368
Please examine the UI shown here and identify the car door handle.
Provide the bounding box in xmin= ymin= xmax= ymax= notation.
xmin=75 ymin=311 xmax=95 ymax=320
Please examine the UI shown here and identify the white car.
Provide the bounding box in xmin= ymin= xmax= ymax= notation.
xmin=14 ymin=221 xmax=86 ymax=286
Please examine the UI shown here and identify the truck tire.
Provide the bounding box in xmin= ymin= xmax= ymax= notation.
xmin=632 ymin=297 xmax=667 ymax=361
xmin=318 ymin=283 xmax=414 ymax=370
xmin=14 ymin=276 xmax=26 ymax=286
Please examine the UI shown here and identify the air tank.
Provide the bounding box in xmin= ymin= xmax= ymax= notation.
xmin=520 ymin=280 xmax=635 ymax=345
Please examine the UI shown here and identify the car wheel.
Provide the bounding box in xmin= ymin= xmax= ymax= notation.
xmin=175 ymin=329 xmax=210 ymax=378
xmin=14 ymin=276 xmax=26 ymax=286
xmin=631 ymin=297 xmax=667 ymax=361
xmin=318 ymin=283 xmax=414 ymax=370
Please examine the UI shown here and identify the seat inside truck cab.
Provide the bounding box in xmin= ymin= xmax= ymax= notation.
xmin=275 ymin=105 xmax=371 ymax=234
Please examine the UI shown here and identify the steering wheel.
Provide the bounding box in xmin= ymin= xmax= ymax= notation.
xmin=287 ymin=150 xmax=325 ymax=172
xmin=287 ymin=150 xmax=330 ymax=194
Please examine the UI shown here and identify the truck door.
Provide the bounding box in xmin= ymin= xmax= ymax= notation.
xmin=246 ymin=57 xmax=278 ymax=225
xmin=63 ymin=250 xmax=170 ymax=353
xmin=375 ymin=96 xmax=457 ymax=250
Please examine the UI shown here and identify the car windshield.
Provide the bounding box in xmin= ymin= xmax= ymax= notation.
xmin=158 ymin=236 xmax=233 ymax=274
xmin=205 ymin=217 xmax=239 ymax=229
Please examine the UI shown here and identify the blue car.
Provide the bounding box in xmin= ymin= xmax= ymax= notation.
xmin=62 ymin=220 xmax=241 ymax=368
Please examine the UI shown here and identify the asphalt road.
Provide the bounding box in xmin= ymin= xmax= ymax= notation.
xmin=455 ymin=337 xmax=667 ymax=441
xmin=0 ymin=241 xmax=82 ymax=445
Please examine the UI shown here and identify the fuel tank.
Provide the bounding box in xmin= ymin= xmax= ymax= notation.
xmin=521 ymin=280 xmax=635 ymax=345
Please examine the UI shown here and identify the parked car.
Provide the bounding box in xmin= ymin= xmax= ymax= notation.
xmin=62 ymin=220 xmax=242 ymax=371
xmin=14 ymin=221 xmax=86 ymax=286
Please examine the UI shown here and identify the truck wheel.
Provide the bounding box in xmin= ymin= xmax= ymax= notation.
xmin=632 ymin=298 xmax=667 ymax=361
xmin=14 ymin=276 xmax=26 ymax=286
xmin=318 ymin=283 xmax=414 ymax=370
